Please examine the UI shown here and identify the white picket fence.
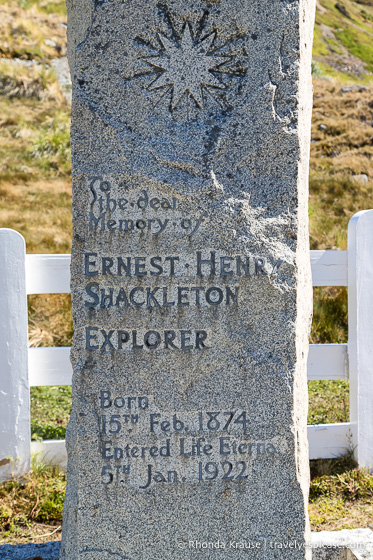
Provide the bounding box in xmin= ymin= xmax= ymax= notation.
xmin=1 ymin=210 xmax=373 ymax=482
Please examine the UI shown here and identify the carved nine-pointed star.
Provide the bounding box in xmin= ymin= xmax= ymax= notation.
xmin=144 ymin=24 xmax=230 ymax=110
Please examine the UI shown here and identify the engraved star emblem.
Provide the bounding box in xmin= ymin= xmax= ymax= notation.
xmin=127 ymin=15 xmax=248 ymax=114
xmin=143 ymin=24 xmax=230 ymax=110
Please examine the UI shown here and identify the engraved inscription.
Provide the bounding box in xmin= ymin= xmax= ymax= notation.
xmin=85 ymin=328 xmax=209 ymax=351
xmin=88 ymin=180 xmax=205 ymax=237
xmin=80 ymin=176 xmax=290 ymax=489
xmin=97 ymin=391 xmax=282 ymax=489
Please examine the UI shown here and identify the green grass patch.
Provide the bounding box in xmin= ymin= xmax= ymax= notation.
xmin=0 ymin=0 xmax=66 ymax=13
xmin=315 ymin=0 xmax=373 ymax=50
xmin=24 ymin=0 xmax=67 ymax=16
xmin=313 ymin=25 xmax=331 ymax=58
xmin=335 ymin=28 xmax=373 ymax=72
xmin=308 ymin=381 xmax=349 ymax=425
xmin=361 ymin=8 xmax=373 ymax=21
xmin=310 ymin=466 xmax=373 ymax=501
xmin=30 ymin=110 xmax=71 ymax=175
xmin=30 ymin=386 xmax=71 ymax=441
xmin=310 ymin=61 xmax=373 ymax=83
xmin=309 ymin=456 xmax=373 ymax=531
xmin=324 ymin=36 xmax=345 ymax=55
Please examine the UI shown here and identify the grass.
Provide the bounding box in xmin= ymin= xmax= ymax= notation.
xmin=308 ymin=380 xmax=349 ymax=424
xmin=313 ymin=0 xmax=373 ymax=78
xmin=0 ymin=460 xmax=65 ymax=544
xmin=311 ymin=287 xmax=348 ymax=344
xmin=309 ymin=80 xmax=373 ymax=253
xmin=0 ymin=86 xmax=71 ymax=183
xmin=0 ymin=0 xmax=67 ymax=61
xmin=0 ymin=455 xmax=371 ymax=544
xmin=29 ymin=294 xmax=73 ymax=347
xmin=0 ymin=181 xmax=72 ymax=253
xmin=1 ymin=0 xmax=373 ymax=545
xmin=309 ymin=456 xmax=373 ymax=531
xmin=336 ymin=28 xmax=373 ymax=73
xmin=0 ymin=59 xmax=72 ymax=253
xmin=31 ymin=387 xmax=71 ymax=441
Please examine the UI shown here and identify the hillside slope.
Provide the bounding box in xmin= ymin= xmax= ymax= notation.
xmin=313 ymin=0 xmax=373 ymax=81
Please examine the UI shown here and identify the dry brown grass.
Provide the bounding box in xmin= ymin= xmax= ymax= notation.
xmin=0 ymin=180 xmax=72 ymax=254
xmin=0 ymin=58 xmax=65 ymax=100
xmin=310 ymin=500 xmax=373 ymax=531
xmin=0 ymin=0 xmax=66 ymax=61
xmin=311 ymin=82 xmax=373 ymax=176
xmin=309 ymin=79 xmax=373 ymax=251
xmin=29 ymin=294 xmax=72 ymax=348
xmin=0 ymin=521 xmax=62 ymax=545
xmin=0 ymin=95 xmax=71 ymax=183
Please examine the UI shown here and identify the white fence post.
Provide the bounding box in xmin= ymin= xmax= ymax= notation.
xmin=0 ymin=229 xmax=30 ymax=481
xmin=348 ymin=210 xmax=373 ymax=471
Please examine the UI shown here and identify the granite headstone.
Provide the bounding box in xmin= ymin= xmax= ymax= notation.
xmin=60 ymin=0 xmax=315 ymax=557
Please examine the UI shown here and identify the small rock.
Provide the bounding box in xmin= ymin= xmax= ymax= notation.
xmin=58 ymin=23 xmax=67 ymax=29
xmin=45 ymin=39 xmax=58 ymax=48
xmin=13 ymin=58 xmax=40 ymax=67
xmin=0 ymin=541 xmax=61 ymax=560
xmin=341 ymin=85 xmax=368 ymax=93
xmin=318 ymin=124 xmax=327 ymax=131
xmin=51 ymin=57 xmax=72 ymax=101
xmin=352 ymin=174 xmax=368 ymax=183
xmin=335 ymin=3 xmax=351 ymax=18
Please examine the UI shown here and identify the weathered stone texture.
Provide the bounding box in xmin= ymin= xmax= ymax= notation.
xmin=60 ymin=0 xmax=315 ymax=558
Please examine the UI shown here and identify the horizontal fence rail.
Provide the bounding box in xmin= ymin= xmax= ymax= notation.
xmin=3 ymin=215 xmax=373 ymax=480
xmin=310 ymin=250 xmax=348 ymax=286
xmin=307 ymin=423 xmax=355 ymax=460
xmin=25 ymin=251 xmax=348 ymax=295
xmin=28 ymin=343 xmax=349 ymax=387
xmin=307 ymin=343 xmax=348 ymax=381
xmin=29 ymin=422 xmax=356 ymax=466
xmin=26 ymin=254 xmax=71 ymax=294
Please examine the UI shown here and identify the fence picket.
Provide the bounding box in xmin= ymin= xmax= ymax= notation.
xmin=0 ymin=230 xmax=30 ymax=482
xmin=348 ymin=210 xmax=373 ymax=470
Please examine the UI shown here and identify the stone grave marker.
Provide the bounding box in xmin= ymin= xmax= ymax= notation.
xmin=60 ymin=0 xmax=315 ymax=557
